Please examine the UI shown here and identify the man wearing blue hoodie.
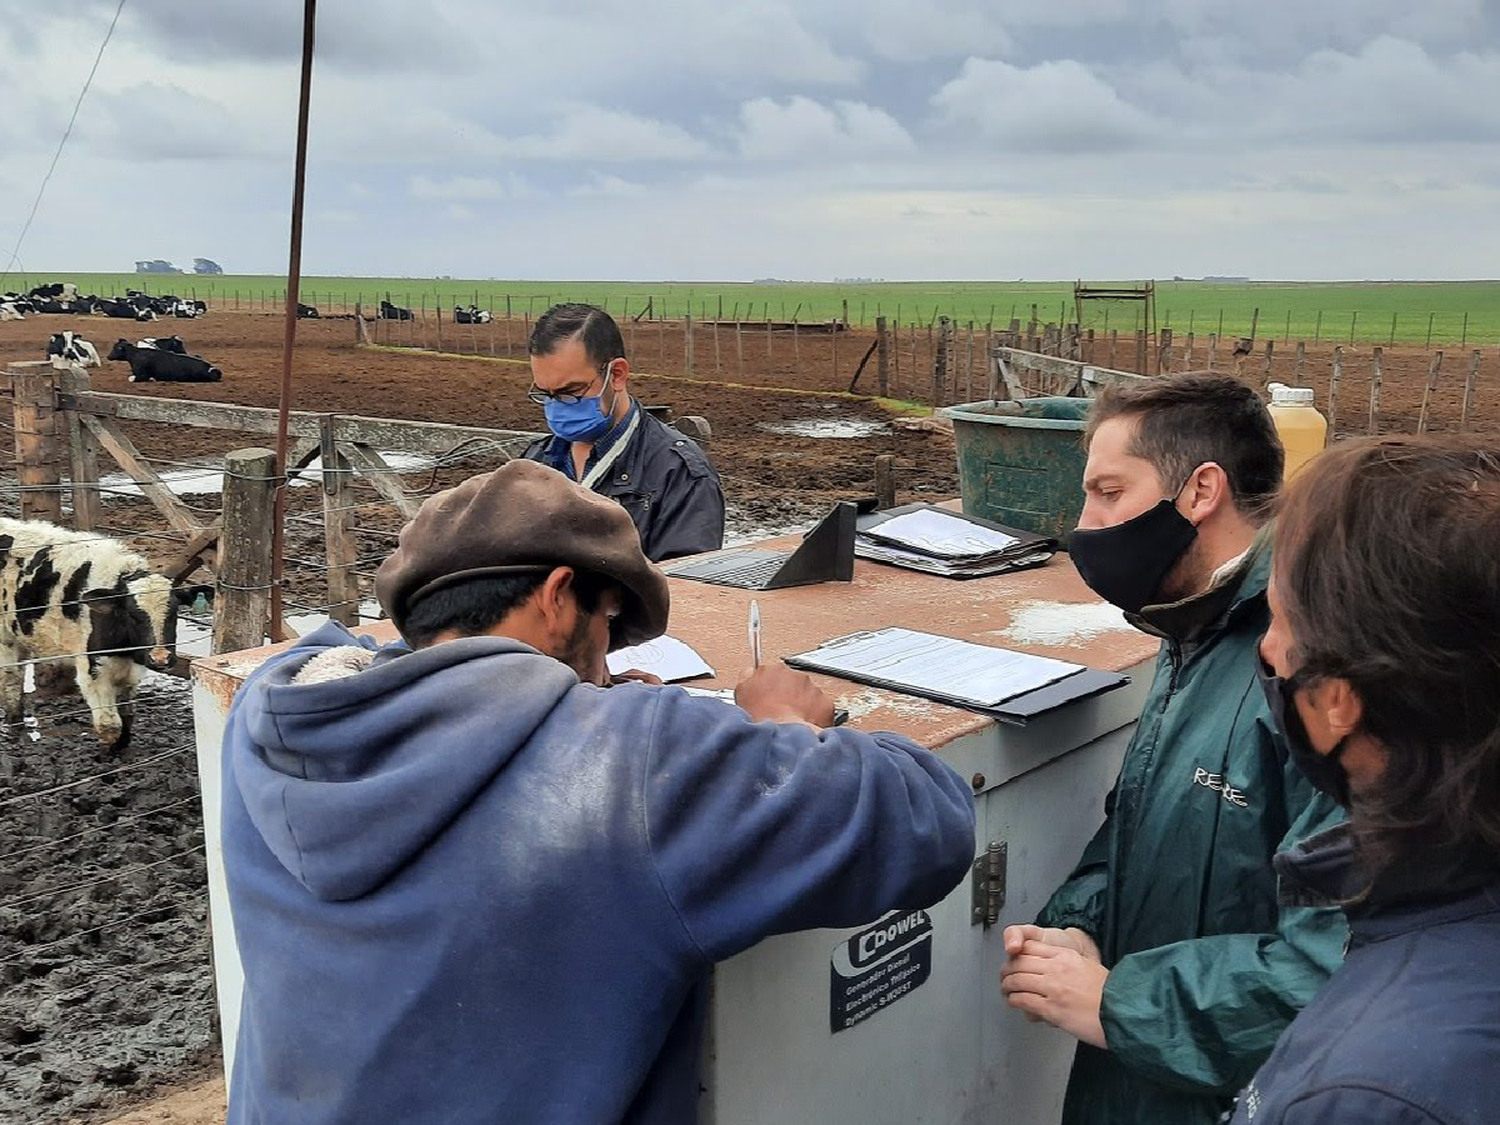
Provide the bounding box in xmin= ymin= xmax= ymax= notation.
xmin=221 ymin=459 xmax=977 ymax=1124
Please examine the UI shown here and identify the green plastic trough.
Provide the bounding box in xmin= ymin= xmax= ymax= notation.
xmin=940 ymin=397 xmax=1091 ymax=539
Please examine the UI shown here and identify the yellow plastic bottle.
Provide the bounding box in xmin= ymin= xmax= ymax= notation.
xmin=1267 ymin=383 xmax=1329 ymax=481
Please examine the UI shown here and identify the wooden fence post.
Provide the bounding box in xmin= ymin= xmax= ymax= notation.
xmin=1417 ymin=351 xmax=1443 ymax=435
xmin=321 ymin=416 xmax=359 ymax=627
xmin=1329 ymin=346 xmax=1343 ymax=437
xmin=875 ymin=455 xmax=896 ymax=510
xmin=57 ymin=366 xmax=102 ymax=531
xmin=1159 ymin=327 xmax=1173 ymax=374
xmin=684 ymin=312 xmax=694 ymax=377
xmin=1461 ymin=351 xmax=1481 ymax=432
xmin=1369 ymin=347 xmax=1383 ymax=435
xmin=10 ymin=364 xmax=64 ymax=524
xmin=1262 ymin=340 xmax=1275 ymax=387
xmin=965 ymin=321 xmax=975 ymax=400
xmin=875 ymin=317 xmax=889 ymax=397
xmin=931 ymin=317 xmax=951 ymax=406
xmin=1207 ymin=333 xmax=1218 ymax=371
xmin=214 ymin=448 xmax=276 ymax=654
xmin=1295 ymin=341 xmax=1306 ymax=382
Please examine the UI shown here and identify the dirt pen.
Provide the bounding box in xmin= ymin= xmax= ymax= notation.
xmin=0 ymin=306 xmax=1495 ymax=1123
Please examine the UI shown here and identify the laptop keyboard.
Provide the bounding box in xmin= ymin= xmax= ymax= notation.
xmin=712 ymin=557 xmax=785 ymax=587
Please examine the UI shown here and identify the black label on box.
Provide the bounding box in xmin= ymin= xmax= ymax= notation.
xmin=829 ymin=909 xmax=933 ymax=1033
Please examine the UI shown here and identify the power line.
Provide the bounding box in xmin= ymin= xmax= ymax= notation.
xmin=0 ymin=0 xmax=129 ymax=292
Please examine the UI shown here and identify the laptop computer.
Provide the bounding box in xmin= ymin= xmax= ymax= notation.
xmin=666 ymin=502 xmax=857 ymax=590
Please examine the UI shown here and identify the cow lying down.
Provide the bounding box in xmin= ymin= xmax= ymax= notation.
xmin=107 ymin=338 xmax=221 ymax=382
xmin=0 ymin=518 xmax=181 ymax=749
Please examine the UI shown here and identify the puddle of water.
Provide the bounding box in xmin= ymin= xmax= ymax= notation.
xmin=757 ymin=418 xmax=889 ymax=439
xmin=93 ymin=452 xmax=435 ymax=500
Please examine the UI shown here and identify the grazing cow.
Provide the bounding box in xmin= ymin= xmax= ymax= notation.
xmin=454 ymin=304 xmax=492 ymax=324
xmin=46 ymin=331 xmax=102 ymax=369
xmin=379 ymin=299 xmax=413 ymax=321
xmin=0 ymin=517 xmax=182 ymax=749
xmin=138 ymin=335 xmax=187 ymax=354
xmin=107 ymin=338 xmax=221 ymax=382
xmin=297 ymin=303 xmax=320 ymax=319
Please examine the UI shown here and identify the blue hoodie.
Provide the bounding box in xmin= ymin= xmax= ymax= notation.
xmin=222 ymin=622 xmax=976 ymax=1124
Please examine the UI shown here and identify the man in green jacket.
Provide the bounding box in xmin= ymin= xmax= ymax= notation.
xmin=999 ymin=373 xmax=1347 ymax=1125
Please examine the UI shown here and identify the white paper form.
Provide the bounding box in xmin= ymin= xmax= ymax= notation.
xmin=862 ymin=509 xmax=1019 ymax=559
xmin=789 ymin=627 xmax=1081 ymax=706
xmin=607 ymin=635 xmax=715 ymax=682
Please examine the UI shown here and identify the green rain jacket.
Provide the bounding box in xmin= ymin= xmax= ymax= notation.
xmin=1036 ymin=540 xmax=1347 ymax=1125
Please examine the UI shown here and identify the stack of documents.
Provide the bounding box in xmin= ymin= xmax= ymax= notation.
xmin=787 ymin=627 xmax=1128 ymax=722
xmin=855 ymin=504 xmax=1056 ymax=578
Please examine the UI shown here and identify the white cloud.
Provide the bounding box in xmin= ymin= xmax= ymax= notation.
xmin=567 ymin=174 xmax=648 ymax=198
xmin=410 ymin=175 xmax=508 ymax=200
xmin=503 ymin=106 xmax=710 ymax=163
xmin=932 ymin=58 xmax=1157 ymax=152
xmin=737 ymin=97 xmax=914 ymax=161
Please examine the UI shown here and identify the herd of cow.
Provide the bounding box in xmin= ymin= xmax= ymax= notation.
xmin=1 ymin=281 xmax=208 ymax=323
xmin=45 ymin=330 xmax=222 ymax=382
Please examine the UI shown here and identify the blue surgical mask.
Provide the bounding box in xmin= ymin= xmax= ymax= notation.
xmin=542 ymin=377 xmax=617 ymax=443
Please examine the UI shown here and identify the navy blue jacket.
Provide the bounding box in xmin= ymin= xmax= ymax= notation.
xmin=523 ymin=404 xmax=725 ymax=562
xmin=1229 ymin=826 xmax=1500 ymax=1125
xmin=222 ymin=623 xmax=975 ymax=1124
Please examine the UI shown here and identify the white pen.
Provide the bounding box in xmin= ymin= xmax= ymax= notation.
xmin=749 ymin=600 xmax=762 ymax=669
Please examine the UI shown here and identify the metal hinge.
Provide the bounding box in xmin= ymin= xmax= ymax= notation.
xmin=971 ymin=841 xmax=1007 ymax=927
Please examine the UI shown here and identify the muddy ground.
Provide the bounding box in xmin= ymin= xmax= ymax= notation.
xmin=0 ymin=307 xmax=1493 ymax=1124
xmin=0 ymin=678 xmax=214 ymax=1123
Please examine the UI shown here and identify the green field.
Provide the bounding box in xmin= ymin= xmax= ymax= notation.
xmin=13 ymin=273 xmax=1500 ymax=345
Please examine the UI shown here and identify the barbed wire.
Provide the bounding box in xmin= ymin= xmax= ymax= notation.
xmin=6 ymin=795 xmax=201 ymax=861
xmin=0 ymin=892 xmax=205 ymax=969
xmin=0 ymin=743 xmax=194 ymax=808
xmin=1 ymin=844 xmax=204 ymax=912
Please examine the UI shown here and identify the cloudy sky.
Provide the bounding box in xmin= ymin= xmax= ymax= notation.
xmin=2 ymin=1 xmax=1498 ymax=281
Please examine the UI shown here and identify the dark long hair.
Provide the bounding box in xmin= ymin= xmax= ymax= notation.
xmin=1275 ymin=435 xmax=1500 ymax=880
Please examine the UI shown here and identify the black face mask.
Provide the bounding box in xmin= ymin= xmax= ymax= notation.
xmin=1067 ymin=498 xmax=1199 ymax=614
xmin=1257 ymin=660 xmax=1352 ymax=806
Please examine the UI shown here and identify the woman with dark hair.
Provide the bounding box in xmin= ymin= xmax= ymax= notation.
xmin=1230 ymin=434 xmax=1500 ymax=1125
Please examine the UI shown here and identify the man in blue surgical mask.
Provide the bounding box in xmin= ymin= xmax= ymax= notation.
xmin=999 ymin=373 xmax=1347 ymax=1125
xmin=522 ymin=303 xmax=725 ymax=562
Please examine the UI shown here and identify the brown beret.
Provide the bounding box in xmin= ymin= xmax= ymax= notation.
xmin=374 ymin=460 xmax=670 ymax=647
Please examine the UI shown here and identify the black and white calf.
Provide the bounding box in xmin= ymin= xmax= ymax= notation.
xmin=454 ymin=304 xmax=492 ymax=324
xmin=0 ymin=300 xmax=22 ymax=321
xmin=107 ymin=338 xmax=221 ymax=382
xmin=0 ymin=518 xmax=181 ymax=749
xmin=46 ymin=331 xmax=102 ymax=369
